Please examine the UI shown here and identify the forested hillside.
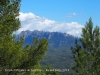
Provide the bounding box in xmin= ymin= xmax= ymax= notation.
xmin=17 ymin=30 xmax=77 ymax=75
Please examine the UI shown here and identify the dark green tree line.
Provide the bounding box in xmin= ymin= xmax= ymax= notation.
xmin=71 ymin=18 xmax=100 ymax=75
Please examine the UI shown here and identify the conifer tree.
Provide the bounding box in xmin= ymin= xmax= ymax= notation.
xmin=71 ymin=18 xmax=100 ymax=75
xmin=0 ymin=0 xmax=22 ymax=75
xmin=0 ymin=0 xmax=56 ymax=75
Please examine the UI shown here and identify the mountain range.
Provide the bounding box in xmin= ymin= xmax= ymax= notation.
xmin=17 ymin=30 xmax=77 ymax=75
xmin=17 ymin=30 xmax=76 ymax=48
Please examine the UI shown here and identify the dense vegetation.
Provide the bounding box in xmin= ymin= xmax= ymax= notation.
xmin=41 ymin=47 xmax=74 ymax=75
xmin=71 ymin=18 xmax=100 ymax=75
xmin=1 ymin=0 xmax=100 ymax=75
xmin=0 ymin=0 xmax=59 ymax=75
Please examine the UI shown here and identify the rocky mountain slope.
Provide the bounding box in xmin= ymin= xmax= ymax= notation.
xmin=17 ymin=30 xmax=76 ymax=48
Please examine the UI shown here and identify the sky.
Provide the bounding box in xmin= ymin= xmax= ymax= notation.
xmin=16 ymin=0 xmax=100 ymax=37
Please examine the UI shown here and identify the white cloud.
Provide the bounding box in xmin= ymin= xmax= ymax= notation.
xmin=73 ymin=13 xmax=77 ymax=16
xmin=15 ymin=12 xmax=84 ymax=37
xmin=66 ymin=12 xmax=77 ymax=18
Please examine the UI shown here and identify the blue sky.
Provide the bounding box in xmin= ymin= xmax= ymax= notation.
xmin=17 ymin=0 xmax=100 ymax=36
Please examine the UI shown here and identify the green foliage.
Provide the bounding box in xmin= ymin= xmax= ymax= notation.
xmin=0 ymin=36 xmax=48 ymax=75
xmin=0 ymin=0 xmax=22 ymax=75
xmin=0 ymin=0 xmax=59 ymax=75
xmin=0 ymin=0 xmax=21 ymax=35
xmin=41 ymin=47 xmax=74 ymax=75
xmin=43 ymin=64 xmax=59 ymax=75
xmin=71 ymin=18 xmax=100 ymax=75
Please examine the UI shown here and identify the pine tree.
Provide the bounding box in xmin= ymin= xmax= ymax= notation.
xmin=0 ymin=0 xmax=55 ymax=75
xmin=43 ymin=64 xmax=59 ymax=75
xmin=71 ymin=18 xmax=100 ymax=75
xmin=0 ymin=0 xmax=22 ymax=75
xmin=0 ymin=0 xmax=21 ymax=35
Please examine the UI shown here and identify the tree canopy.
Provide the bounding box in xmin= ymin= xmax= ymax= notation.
xmin=0 ymin=0 xmax=60 ymax=75
xmin=71 ymin=18 xmax=100 ymax=75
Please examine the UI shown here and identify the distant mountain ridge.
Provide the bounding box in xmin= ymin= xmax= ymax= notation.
xmin=17 ymin=30 xmax=76 ymax=75
xmin=17 ymin=30 xmax=76 ymax=48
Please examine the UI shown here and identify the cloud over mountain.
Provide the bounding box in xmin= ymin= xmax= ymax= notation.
xmin=16 ymin=12 xmax=84 ymax=37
